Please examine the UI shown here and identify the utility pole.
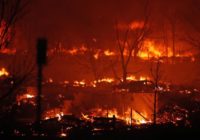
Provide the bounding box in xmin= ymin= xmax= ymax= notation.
xmin=36 ymin=38 xmax=47 ymax=135
xmin=130 ymin=108 xmax=132 ymax=127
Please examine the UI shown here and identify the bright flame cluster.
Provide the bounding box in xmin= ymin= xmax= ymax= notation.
xmin=16 ymin=87 xmax=36 ymax=105
xmin=43 ymin=109 xmax=64 ymax=121
xmin=49 ymin=38 xmax=195 ymax=60
xmin=81 ymin=107 xmax=151 ymax=125
xmin=0 ymin=68 xmax=9 ymax=77
xmin=61 ymin=75 xmax=150 ymax=88
xmin=126 ymin=75 xmax=149 ymax=81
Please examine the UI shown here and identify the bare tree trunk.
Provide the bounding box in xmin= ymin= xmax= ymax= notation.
xmin=153 ymin=83 xmax=157 ymax=125
xmin=122 ymin=68 xmax=127 ymax=83
xmin=150 ymin=59 xmax=162 ymax=125
xmin=172 ymin=23 xmax=176 ymax=60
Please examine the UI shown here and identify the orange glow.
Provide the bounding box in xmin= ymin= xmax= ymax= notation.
xmin=82 ymin=107 xmax=151 ymax=125
xmin=96 ymin=78 xmax=114 ymax=83
xmin=79 ymin=45 xmax=88 ymax=53
xmin=104 ymin=50 xmax=115 ymax=56
xmin=68 ymin=48 xmax=78 ymax=55
xmin=129 ymin=21 xmax=144 ymax=30
xmin=0 ymin=48 xmax=16 ymax=54
xmin=73 ymin=80 xmax=86 ymax=87
xmin=81 ymin=113 xmax=92 ymax=121
xmin=17 ymin=93 xmax=35 ymax=102
xmin=16 ymin=87 xmax=36 ymax=101
xmin=71 ymin=75 xmax=149 ymax=87
xmin=126 ymin=75 xmax=150 ymax=81
xmin=138 ymin=40 xmax=162 ymax=59
xmin=48 ymin=39 xmax=195 ymax=60
xmin=127 ymin=75 xmax=136 ymax=81
xmin=43 ymin=108 xmax=64 ymax=121
xmin=47 ymin=78 xmax=53 ymax=83
xmin=139 ymin=76 xmax=149 ymax=81
xmin=116 ymin=21 xmax=144 ymax=30
xmin=138 ymin=40 xmax=195 ymax=59
xmin=26 ymin=94 xmax=34 ymax=99
xmin=93 ymin=52 xmax=99 ymax=59
xmin=0 ymin=68 xmax=9 ymax=77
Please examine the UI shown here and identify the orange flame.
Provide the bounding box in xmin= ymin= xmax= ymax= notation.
xmin=0 ymin=48 xmax=16 ymax=54
xmin=129 ymin=21 xmax=144 ymax=30
xmin=0 ymin=68 xmax=9 ymax=77
xmin=82 ymin=107 xmax=151 ymax=125
xmin=104 ymin=50 xmax=115 ymax=56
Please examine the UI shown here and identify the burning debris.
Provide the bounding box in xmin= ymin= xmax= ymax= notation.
xmin=0 ymin=67 xmax=9 ymax=77
xmin=48 ymin=39 xmax=196 ymax=61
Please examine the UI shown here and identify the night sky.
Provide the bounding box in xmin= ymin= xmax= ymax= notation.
xmin=16 ymin=0 xmax=198 ymax=49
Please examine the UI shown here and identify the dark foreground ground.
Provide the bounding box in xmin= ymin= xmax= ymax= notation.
xmin=0 ymin=127 xmax=199 ymax=140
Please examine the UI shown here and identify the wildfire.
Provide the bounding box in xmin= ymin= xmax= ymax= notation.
xmin=26 ymin=94 xmax=34 ymax=99
xmin=16 ymin=87 xmax=36 ymax=106
xmin=126 ymin=75 xmax=150 ymax=81
xmin=43 ymin=108 xmax=64 ymax=121
xmin=68 ymin=75 xmax=150 ymax=88
xmin=129 ymin=21 xmax=144 ymax=30
xmin=0 ymin=68 xmax=9 ymax=77
xmin=68 ymin=48 xmax=78 ymax=55
xmin=95 ymin=78 xmax=114 ymax=83
xmin=93 ymin=52 xmax=99 ymax=59
xmin=138 ymin=40 xmax=195 ymax=59
xmin=81 ymin=107 xmax=151 ymax=125
xmin=73 ymin=80 xmax=86 ymax=87
xmin=138 ymin=40 xmax=162 ymax=59
xmin=48 ymin=38 xmax=195 ymax=60
xmin=104 ymin=50 xmax=115 ymax=56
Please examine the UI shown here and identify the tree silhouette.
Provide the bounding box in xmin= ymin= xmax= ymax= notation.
xmin=0 ymin=0 xmax=29 ymax=49
xmin=115 ymin=0 xmax=150 ymax=83
xmin=150 ymin=58 xmax=163 ymax=125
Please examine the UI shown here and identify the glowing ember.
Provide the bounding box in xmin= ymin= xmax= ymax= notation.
xmin=96 ymin=78 xmax=114 ymax=83
xmin=60 ymin=133 xmax=67 ymax=137
xmin=48 ymin=78 xmax=53 ymax=83
xmin=26 ymin=94 xmax=34 ymax=99
xmin=104 ymin=50 xmax=115 ymax=56
xmin=82 ymin=107 xmax=151 ymax=125
xmin=127 ymin=75 xmax=136 ymax=81
xmin=81 ymin=113 xmax=92 ymax=121
xmin=16 ymin=87 xmax=36 ymax=104
xmin=126 ymin=75 xmax=149 ymax=81
xmin=70 ymin=75 xmax=150 ymax=87
xmin=130 ymin=21 xmax=144 ymax=30
xmin=93 ymin=53 xmax=99 ymax=59
xmin=73 ymin=80 xmax=86 ymax=87
xmin=43 ymin=108 xmax=64 ymax=121
xmin=79 ymin=45 xmax=88 ymax=52
xmin=68 ymin=48 xmax=78 ymax=55
xmin=0 ymin=68 xmax=9 ymax=77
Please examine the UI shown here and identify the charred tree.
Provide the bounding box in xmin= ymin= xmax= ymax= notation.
xmin=115 ymin=0 xmax=150 ymax=83
xmin=0 ymin=0 xmax=29 ymax=49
